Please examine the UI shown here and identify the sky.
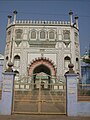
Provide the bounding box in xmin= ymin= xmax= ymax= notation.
xmin=0 ymin=0 xmax=90 ymax=55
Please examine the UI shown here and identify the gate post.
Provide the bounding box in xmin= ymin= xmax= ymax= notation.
xmin=0 ymin=60 xmax=3 ymax=113
xmin=65 ymin=63 xmax=78 ymax=116
xmin=1 ymin=62 xmax=15 ymax=115
xmin=0 ymin=60 xmax=3 ymax=87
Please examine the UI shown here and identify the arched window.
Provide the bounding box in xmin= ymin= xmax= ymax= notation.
xmin=15 ymin=29 xmax=23 ymax=39
xmin=6 ymin=56 xmax=9 ymax=68
xmin=63 ymin=30 xmax=70 ymax=39
xmin=76 ymin=58 xmax=79 ymax=70
xmin=64 ymin=56 xmax=71 ymax=68
xmin=49 ymin=31 xmax=54 ymax=39
xmin=14 ymin=70 xmax=19 ymax=74
xmin=14 ymin=55 xmax=20 ymax=67
xmin=40 ymin=31 xmax=45 ymax=39
xmin=6 ymin=56 xmax=8 ymax=61
xmin=14 ymin=70 xmax=19 ymax=82
xmin=31 ymin=30 xmax=36 ymax=39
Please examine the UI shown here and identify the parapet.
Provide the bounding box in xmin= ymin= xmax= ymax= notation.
xmin=15 ymin=20 xmax=70 ymax=25
xmin=7 ymin=20 xmax=70 ymax=28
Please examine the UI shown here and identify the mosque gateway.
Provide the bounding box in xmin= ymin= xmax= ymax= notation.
xmin=4 ymin=10 xmax=80 ymax=86
xmin=1 ymin=10 xmax=90 ymax=116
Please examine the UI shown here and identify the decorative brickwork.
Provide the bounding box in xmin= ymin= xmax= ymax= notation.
xmin=28 ymin=57 xmax=56 ymax=76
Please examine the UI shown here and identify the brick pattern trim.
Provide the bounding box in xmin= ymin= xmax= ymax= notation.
xmin=28 ymin=57 xmax=56 ymax=76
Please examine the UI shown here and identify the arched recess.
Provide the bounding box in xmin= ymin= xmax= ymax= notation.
xmin=15 ymin=29 xmax=23 ymax=39
xmin=64 ymin=56 xmax=71 ymax=68
xmin=31 ymin=30 xmax=37 ymax=39
xmin=6 ymin=56 xmax=9 ymax=68
xmin=14 ymin=55 xmax=20 ymax=67
xmin=14 ymin=70 xmax=19 ymax=74
xmin=6 ymin=56 xmax=9 ymax=61
xmin=49 ymin=30 xmax=55 ymax=40
xmin=28 ymin=57 xmax=56 ymax=76
xmin=33 ymin=64 xmax=51 ymax=84
xmin=14 ymin=70 xmax=19 ymax=81
xmin=33 ymin=64 xmax=51 ymax=75
xmin=76 ymin=58 xmax=79 ymax=70
xmin=40 ymin=30 xmax=46 ymax=39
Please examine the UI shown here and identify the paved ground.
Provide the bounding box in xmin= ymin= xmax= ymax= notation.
xmin=0 ymin=115 xmax=90 ymax=120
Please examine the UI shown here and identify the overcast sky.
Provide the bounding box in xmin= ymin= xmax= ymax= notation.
xmin=0 ymin=0 xmax=90 ymax=55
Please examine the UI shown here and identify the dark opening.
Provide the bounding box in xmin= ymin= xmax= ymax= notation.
xmin=33 ymin=64 xmax=51 ymax=84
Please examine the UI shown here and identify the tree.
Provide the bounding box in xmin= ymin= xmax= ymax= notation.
xmin=83 ymin=44 xmax=90 ymax=64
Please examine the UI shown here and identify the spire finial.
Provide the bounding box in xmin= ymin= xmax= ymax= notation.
xmin=13 ymin=10 xmax=18 ymax=23
xmin=69 ymin=10 xmax=73 ymax=15
xmin=13 ymin=10 xmax=18 ymax=14
xmin=69 ymin=10 xmax=73 ymax=26
xmin=75 ymin=13 xmax=79 ymax=29
xmin=7 ymin=15 xmax=12 ymax=25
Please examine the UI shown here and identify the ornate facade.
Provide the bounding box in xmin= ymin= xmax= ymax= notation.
xmin=4 ymin=10 xmax=80 ymax=80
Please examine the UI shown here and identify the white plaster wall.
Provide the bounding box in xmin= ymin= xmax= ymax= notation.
xmin=28 ymin=53 xmax=41 ymax=64
xmin=5 ymin=21 xmax=80 ymax=76
xmin=27 ymin=53 xmax=56 ymax=65
xmin=44 ymin=53 xmax=56 ymax=64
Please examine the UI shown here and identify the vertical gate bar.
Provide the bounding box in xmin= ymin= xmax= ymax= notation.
xmin=64 ymin=83 xmax=66 ymax=114
xmin=38 ymin=76 xmax=41 ymax=113
xmin=12 ymin=75 xmax=66 ymax=115
xmin=12 ymin=82 xmax=15 ymax=113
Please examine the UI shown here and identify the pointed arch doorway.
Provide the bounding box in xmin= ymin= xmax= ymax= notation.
xmin=28 ymin=58 xmax=56 ymax=89
xmin=33 ymin=64 xmax=51 ymax=89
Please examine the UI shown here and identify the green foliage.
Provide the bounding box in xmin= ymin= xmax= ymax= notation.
xmin=86 ymin=90 xmax=90 ymax=96
xmin=79 ymin=89 xmax=90 ymax=96
xmin=83 ymin=58 xmax=90 ymax=64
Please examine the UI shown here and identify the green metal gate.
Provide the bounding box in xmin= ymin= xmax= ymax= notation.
xmin=12 ymin=75 xmax=66 ymax=115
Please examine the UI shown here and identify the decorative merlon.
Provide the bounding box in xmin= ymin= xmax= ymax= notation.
xmin=7 ymin=20 xmax=71 ymax=28
xmin=14 ymin=20 xmax=70 ymax=25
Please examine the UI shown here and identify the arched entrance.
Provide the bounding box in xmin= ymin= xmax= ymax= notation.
xmin=28 ymin=57 xmax=56 ymax=76
xmin=33 ymin=64 xmax=51 ymax=89
xmin=28 ymin=57 xmax=56 ymax=89
xmin=33 ymin=64 xmax=51 ymax=75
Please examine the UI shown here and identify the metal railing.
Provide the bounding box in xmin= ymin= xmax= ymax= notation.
xmin=0 ymin=87 xmax=2 ymax=100
xmin=78 ymin=83 xmax=90 ymax=101
xmin=13 ymin=74 xmax=66 ymax=114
